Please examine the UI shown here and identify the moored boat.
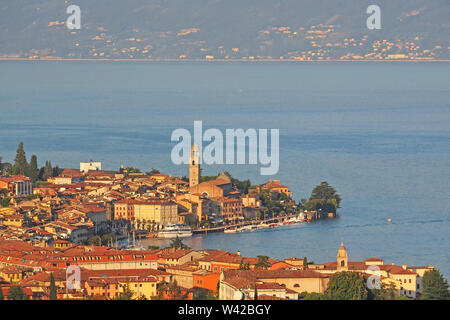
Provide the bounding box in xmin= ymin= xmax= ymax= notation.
xmin=224 ymin=226 xmax=238 ymax=233
xmin=158 ymin=224 xmax=192 ymax=238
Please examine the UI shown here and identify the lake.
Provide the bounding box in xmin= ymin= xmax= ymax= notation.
xmin=0 ymin=61 xmax=449 ymax=276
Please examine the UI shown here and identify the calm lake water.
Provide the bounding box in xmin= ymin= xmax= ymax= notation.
xmin=0 ymin=61 xmax=449 ymax=277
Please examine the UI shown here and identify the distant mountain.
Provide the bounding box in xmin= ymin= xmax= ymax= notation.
xmin=1 ymin=0 xmax=449 ymax=60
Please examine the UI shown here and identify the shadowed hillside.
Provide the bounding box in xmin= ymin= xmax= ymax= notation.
xmin=0 ymin=0 xmax=449 ymax=60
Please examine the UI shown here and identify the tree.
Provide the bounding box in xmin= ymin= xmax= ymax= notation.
xmin=300 ymin=198 xmax=308 ymax=209
xmin=255 ymin=255 xmax=271 ymax=270
xmin=147 ymin=168 xmax=160 ymax=175
xmin=169 ymin=236 xmax=190 ymax=249
xmin=101 ymin=233 xmax=117 ymax=246
xmin=12 ymin=142 xmax=28 ymax=176
xmin=116 ymin=283 xmax=134 ymax=300
xmin=303 ymin=257 xmax=314 ymax=266
xmin=239 ymin=258 xmax=250 ymax=270
xmin=87 ymin=236 xmax=102 ymax=246
xmin=302 ymin=292 xmax=327 ymax=300
xmin=421 ymin=269 xmax=450 ymax=300
xmin=157 ymin=280 xmax=188 ymax=300
xmin=223 ymin=172 xmax=252 ymax=194
xmin=1 ymin=162 xmax=12 ymax=174
xmin=0 ymin=189 xmax=8 ymax=198
xmin=42 ymin=161 xmax=54 ymax=181
xmin=49 ymin=273 xmax=57 ymax=300
xmin=193 ymin=288 xmax=217 ymax=300
xmin=126 ymin=167 xmax=141 ymax=173
xmin=53 ymin=165 xmax=62 ymax=177
xmin=305 ymin=182 xmax=341 ymax=214
xmin=309 ymin=181 xmax=341 ymax=207
xmin=8 ymin=286 xmax=29 ymax=300
xmin=368 ymin=282 xmax=398 ymax=300
xmin=0 ymin=286 xmax=4 ymax=300
xmin=1 ymin=197 xmax=11 ymax=207
xmin=28 ymin=155 xmax=39 ymax=181
xmin=254 ymin=284 xmax=258 ymax=300
xmin=327 ymin=272 xmax=368 ymax=300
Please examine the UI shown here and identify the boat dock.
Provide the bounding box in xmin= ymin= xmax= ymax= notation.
xmin=192 ymin=216 xmax=293 ymax=234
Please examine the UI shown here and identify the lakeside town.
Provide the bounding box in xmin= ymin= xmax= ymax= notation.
xmin=0 ymin=142 xmax=448 ymax=300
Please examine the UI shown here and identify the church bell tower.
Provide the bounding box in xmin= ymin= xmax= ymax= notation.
xmin=337 ymin=242 xmax=348 ymax=271
xmin=189 ymin=144 xmax=200 ymax=187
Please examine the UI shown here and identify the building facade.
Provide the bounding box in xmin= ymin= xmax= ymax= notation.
xmin=0 ymin=175 xmax=33 ymax=196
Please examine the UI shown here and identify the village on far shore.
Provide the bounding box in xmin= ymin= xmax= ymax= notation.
xmin=0 ymin=143 xmax=444 ymax=300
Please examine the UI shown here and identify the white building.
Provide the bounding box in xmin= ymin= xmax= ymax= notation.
xmin=80 ymin=161 xmax=102 ymax=173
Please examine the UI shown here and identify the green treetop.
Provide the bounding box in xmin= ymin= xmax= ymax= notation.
xmin=116 ymin=283 xmax=134 ymax=300
xmin=42 ymin=160 xmax=54 ymax=181
xmin=310 ymin=181 xmax=341 ymax=206
xmin=255 ymin=255 xmax=271 ymax=270
xmin=8 ymin=286 xmax=29 ymax=300
xmin=327 ymin=271 xmax=368 ymax=300
xmin=28 ymin=154 xmax=39 ymax=181
xmin=421 ymin=269 xmax=450 ymax=300
xmin=50 ymin=273 xmax=57 ymax=300
xmin=169 ymin=236 xmax=190 ymax=249
xmin=12 ymin=142 xmax=29 ymax=176
xmin=305 ymin=181 xmax=341 ymax=214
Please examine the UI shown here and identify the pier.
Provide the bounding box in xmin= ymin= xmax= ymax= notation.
xmin=192 ymin=216 xmax=291 ymax=234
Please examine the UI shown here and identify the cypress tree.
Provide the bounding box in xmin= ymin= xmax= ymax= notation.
xmin=0 ymin=286 xmax=4 ymax=300
xmin=53 ymin=165 xmax=62 ymax=177
xmin=28 ymin=155 xmax=39 ymax=181
xmin=50 ymin=273 xmax=57 ymax=300
xmin=12 ymin=142 xmax=28 ymax=176
xmin=43 ymin=161 xmax=53 ymax=181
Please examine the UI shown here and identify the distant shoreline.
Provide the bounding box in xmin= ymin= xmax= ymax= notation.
xmin=1 ymin=58 xmax=449 ymax=63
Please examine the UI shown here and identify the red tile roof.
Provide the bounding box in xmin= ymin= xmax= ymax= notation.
xmin=0 ymin=175 xmax=31 ymax=182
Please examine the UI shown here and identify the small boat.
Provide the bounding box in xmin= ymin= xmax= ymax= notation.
xmin=158 ymin=224 xmax=193 ymax=238
xmin=224 ymin=226 xmax=237 ymax=233
xmin=387 ymin=218 xmax=392 ymax=223
xmin=257 ymin=223 xmax=270 ymax=229
xmin=240 ymin=225 xmax=253 ymax=232
xmin=268 ymin=223 xmax=278 ymax=228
